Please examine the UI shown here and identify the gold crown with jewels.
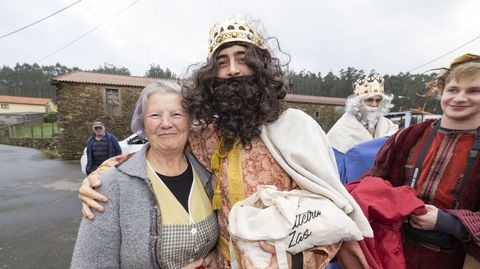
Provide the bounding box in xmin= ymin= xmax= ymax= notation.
xmin=353 ymin=74 xmax=385 ymax=96
xmin=208 ymin=15 xmax=265 ymax=57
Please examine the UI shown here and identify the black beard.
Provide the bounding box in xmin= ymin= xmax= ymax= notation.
xmin=209 ymin=76 xmax=267 ymax=149
xmin=211 ymin=76 xmax=264 ymax=119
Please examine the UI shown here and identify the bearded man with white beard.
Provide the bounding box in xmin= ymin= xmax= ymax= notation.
xmin=327 ymin=74 xmax=398 ymax=184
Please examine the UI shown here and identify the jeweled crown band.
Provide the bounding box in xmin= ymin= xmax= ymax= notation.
xmin=353 ymin=74 xmax=385 ymax=96
xmin=208 ymin=15 xmax=265 ymax=57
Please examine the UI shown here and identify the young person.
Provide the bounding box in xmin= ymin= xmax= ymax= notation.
xmin=366 ymin=53 xmax=480 ymax=269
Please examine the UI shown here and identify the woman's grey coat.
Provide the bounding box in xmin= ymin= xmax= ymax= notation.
xmin=70 ymin=144 xmax=213 ymax=269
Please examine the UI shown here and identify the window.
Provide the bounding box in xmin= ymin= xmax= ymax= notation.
xmin=106 ymin=88 xmax=120 ymax=105
xmin=104 ymin=88 xmax=121 ymax=117
xmin=0 ymin=104 xmax=9 ymax=109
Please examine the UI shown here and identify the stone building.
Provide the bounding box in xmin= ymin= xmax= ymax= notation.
xmin=52 ymin=71 xmax=345 ymax=159
xmin=285 ymin=94 xmax=345 ymax=131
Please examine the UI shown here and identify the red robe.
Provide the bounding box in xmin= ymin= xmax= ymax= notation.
xmin=346 ymin=176 xmax=426 ymax=269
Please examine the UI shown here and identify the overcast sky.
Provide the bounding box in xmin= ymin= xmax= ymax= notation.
xmin=1 ymin=0 xmax=479 ymax=78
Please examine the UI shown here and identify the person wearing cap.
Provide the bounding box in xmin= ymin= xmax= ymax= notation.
xmin=327 ymin=74 xmax=398 ymax=184
xmin=77 ymin=15 xmax=372 ymax=269
xmin=364 ymin=53 xmax=480 ymax=269
xmin=85 ymin=121 xmax=122 ymax=175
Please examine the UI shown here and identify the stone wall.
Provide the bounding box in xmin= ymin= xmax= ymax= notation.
xmin=286 ymin=102 xmax=344 ymax=132
xmin=56 ymin=83 xmax=142 ymax=160
xmin=0 ymin=137 xmax=56 ymax=151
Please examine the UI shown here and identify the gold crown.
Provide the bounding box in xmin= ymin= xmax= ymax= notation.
xmin=208 ymin=16 xmax=265 ymax=57
xmin=353 ymin=74 xmax=385 ymax=96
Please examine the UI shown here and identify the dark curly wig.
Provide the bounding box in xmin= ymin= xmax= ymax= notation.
xmin=182 ymin=41 xmax=288 ymax=152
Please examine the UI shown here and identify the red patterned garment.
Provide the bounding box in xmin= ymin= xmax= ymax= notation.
xmin=188 ymin=125 xmax=341 ymax=269
xmin=407 ymin=124 xmax=475 ymax=208
xmin=367 ymin=120 xmax=480 ymax=268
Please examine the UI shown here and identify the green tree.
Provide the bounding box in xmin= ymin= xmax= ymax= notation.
xmin=0 ymin=63 xmax=79 ymax=98
xmin=385 ymin=72 xmax=439 ymax=113
xmin=338 ymin=67 xmax=365 ymax=97
xmin=92 ymin=63 xmax=130 ymax=76
xmin=145 ymin=63 xmax=176 ymax=79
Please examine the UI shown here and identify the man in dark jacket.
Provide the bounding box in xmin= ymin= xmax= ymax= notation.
xmin=85 ymin=121 xmax=122 ymax=175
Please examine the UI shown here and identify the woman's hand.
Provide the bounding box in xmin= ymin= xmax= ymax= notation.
xmin=201 ymin=251 xmax=219 ymax=269
xmin=242 ymin=241 xmax=292 ymax=269
xmin=180 ymin=259 xmax=204 ymax=269
xmin=409 ymin=204 xmax=439 ymax=230
xmin=180 ymin=251 xmax=218 ymax=269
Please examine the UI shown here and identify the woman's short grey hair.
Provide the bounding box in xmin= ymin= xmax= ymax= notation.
xmin=131 ymin=81 xmax=182 ymax=136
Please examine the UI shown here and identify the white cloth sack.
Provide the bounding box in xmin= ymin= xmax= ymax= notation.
xmin=260 ymin=109 xmax=373 ymax=238
xmin=228 ymin=185 xmax=363 ymax=269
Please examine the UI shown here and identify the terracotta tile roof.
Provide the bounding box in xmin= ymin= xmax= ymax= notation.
xmin=52 ymin=71 xmax=175 ymax=87
xmin=286 ymin=94 xmax=346 ymax=106
xmin=0 ymin=95 xmax=51 ymax=105
xmin=51 ymin=72 xmax=346 ymax=105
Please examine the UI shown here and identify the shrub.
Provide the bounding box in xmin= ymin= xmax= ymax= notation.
xmin=44 ymin=112 xmax=58 ymax=123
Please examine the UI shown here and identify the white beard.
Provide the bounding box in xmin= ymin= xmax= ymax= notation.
xmin=356 ymin=106 xmax=382 ymax=134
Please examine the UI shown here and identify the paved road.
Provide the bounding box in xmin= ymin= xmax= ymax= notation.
xmin=0 ymin=144 xmax=85 ymax=269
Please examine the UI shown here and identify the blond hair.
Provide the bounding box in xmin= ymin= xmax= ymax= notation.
xmin=427 ymin=62 xmax=480 ymax=95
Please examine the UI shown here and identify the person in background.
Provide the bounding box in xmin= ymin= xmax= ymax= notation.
xmin=78 ymin=15 xmax=372 ymax=269
xmin=366 ymin=53 xmax=480 ymax=269
xmin=71 ymin=81 xmax=219 ymax=269
xmin=327 ymin=74 xmax=398 ymax=183
xmin=85 ymin=121 xmax=122 ymax=175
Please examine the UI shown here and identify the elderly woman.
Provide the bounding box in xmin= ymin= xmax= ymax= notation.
xmin=70 ymin=81 xmax=219 ymax=269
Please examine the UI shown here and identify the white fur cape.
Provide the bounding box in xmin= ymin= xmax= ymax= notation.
xmin=327 ymin=112 xmax=398 ymax=154
xmin=260 ymin=109 xmax=373 ymax=238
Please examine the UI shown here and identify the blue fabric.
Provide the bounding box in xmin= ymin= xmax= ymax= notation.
xmin=342 ymin=137 xmax=388 ymax=183
xmin=333 ymin=149 xmax=346 ymax=184
xmin=328 ymin=262 xmax=344 ymax=269
xmin=86 ymin=132 xmax=122 ymax=174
